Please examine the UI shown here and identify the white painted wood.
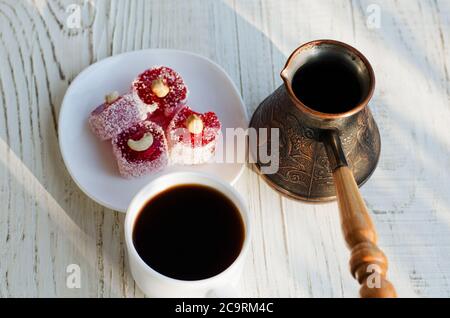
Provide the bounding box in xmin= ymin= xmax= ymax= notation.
xmin=0 ymin=0 xmax=449 ymax=297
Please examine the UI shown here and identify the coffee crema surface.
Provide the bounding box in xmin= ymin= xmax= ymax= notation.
xmin=133 ymin=184 xmax=245 ymax=281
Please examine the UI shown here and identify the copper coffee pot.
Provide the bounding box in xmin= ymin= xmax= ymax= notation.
xmin=250 ymin=40 xmax=396 ymax=298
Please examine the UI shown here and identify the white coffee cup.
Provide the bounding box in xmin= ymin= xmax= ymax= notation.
xmin=124 ymin=171 xmax=251 ymax=298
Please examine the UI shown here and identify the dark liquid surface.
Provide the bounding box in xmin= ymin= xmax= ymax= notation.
xmin=292 ymin=57 xmax=364 ymax=114
xmin=133 ymin=185 xmax=245 ymax=281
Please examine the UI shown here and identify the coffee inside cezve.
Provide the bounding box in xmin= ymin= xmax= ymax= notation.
xmin=133 ymin=185 xmax=245 ymax=281
xmin=292 ymin=56 xmax=365 ymax=113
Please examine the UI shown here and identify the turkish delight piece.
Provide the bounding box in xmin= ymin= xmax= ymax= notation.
xmin=132 ymin=66 xmax=188 ymax=116
xmin=89 ymin=92 xmax=148 ymax=140
xmin=167 ymin=106 xmax=221 ymax=165
xmin=112 ymin=121 xmax=169 ymax=178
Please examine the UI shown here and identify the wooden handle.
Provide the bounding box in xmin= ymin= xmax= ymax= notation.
xmin=333 ymin=166 xmax=397 ymax=298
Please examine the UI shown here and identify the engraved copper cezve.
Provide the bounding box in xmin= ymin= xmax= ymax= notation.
xmin=250 ymin=40 xmax=381 ymax=202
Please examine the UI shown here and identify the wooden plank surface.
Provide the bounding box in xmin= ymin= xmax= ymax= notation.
xmin=0 ymin=0 xmax=449 ymax=297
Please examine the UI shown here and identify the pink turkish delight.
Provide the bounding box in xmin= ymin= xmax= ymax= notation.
xmin=112 ymin=121 xmax=168 ymax=178
xmin=89 ymin=92 xmax=149 ymax=140
xmin=132 ymin=66 xmax=188 ymax=117
xmin=167 ymin=106 xmax=221 ymax=165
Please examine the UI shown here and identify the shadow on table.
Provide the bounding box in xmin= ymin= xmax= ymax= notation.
xmin=2 ymin=0 xmax=449 ymax=297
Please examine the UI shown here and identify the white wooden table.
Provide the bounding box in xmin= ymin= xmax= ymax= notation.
xmin=1 ymin=0 xmax=449 ymax=297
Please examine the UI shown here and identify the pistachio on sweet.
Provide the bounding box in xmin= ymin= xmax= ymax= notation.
xmin=185 ymin=114 xmax=204 ymax=134
xmin=151 ymin=78 xmax=170 ymax=98
xmin=127 ymin=133 xmax=154 ymax=152
xmin=105 ymin=91 xmax=120 ymax=104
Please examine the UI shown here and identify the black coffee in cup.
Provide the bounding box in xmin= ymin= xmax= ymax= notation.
xmin=292 ymin=56 xmax=365 ymax=114
xmin=132 ymin=184 xmax=245 ymax=281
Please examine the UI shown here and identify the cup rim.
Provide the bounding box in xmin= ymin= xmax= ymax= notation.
xmin=124 ymin=171 xmax=251 ymax=286
xmin=280 ymin=39 xmax=376 ymax=121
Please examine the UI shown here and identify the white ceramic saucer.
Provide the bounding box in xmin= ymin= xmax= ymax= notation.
xmin=59 ymin=49 xmax=247 ymax=212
